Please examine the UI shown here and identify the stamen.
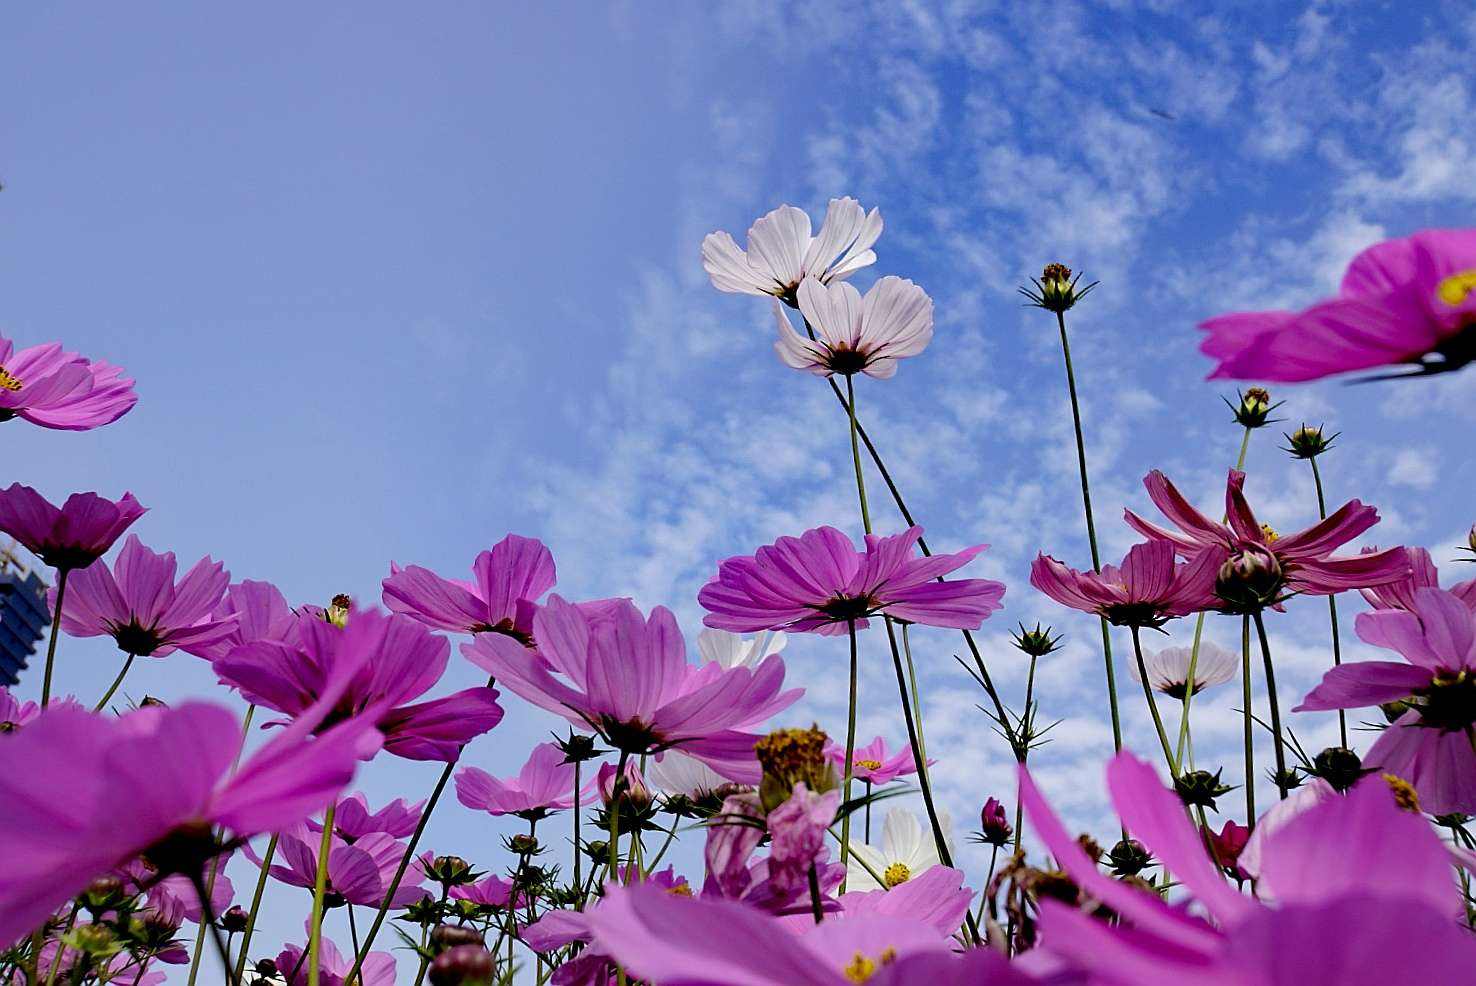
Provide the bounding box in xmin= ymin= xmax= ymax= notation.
xmin=882 ymin=862 xmax=911 ymax=888
xmin=1437 ymin=270 xmax=1476 ymax=307
xmin=0 ymin=367 xmax=21 ymax=392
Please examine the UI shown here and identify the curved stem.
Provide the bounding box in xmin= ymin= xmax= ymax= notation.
xmin=839 ymin=620 xmax=860 ymax=891
xmin=307 ymin=800 xmax=338 ymax=986
xmin=1309 ymin=456 xmax=1349 ymax=748
xmin=231 ymin=834 xmax=278 ymax=984
xmin=1241 ymin=615 xmax=1256 ymax=824
xmin=40 ymin=568 xmax=69 ymax=709
xmin=1131 ymin=627 xmax=1179 ymax=780
xmin=92 ymin=651 xmax=136 ymax=712
xmin=1252 ymin=610 xmax=1290 ymax=799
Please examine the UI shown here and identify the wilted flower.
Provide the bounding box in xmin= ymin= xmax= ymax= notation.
xmin=773 ymin=275 xmax=934 ymax=379
xmin=0 ymin=333 xmax=137 ymax=431
xmin=701 ymin=197 xmax=882 ymax=303
xmin=1126 ymin=641 xmax=1238 ymax=700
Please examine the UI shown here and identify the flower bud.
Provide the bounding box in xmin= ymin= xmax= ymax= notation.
xmin=428 ymin=945 xmax=495 ymax=986
xmin=554 ymin=730 xmax=604 ymax=764
xmin=754 ymin=725 xmax=839 ymax=813
xmin=69 ymin=924 xmax=118 ymax=957
xmin=1175 ymin=768 xmax=1234 ymax=810
xmin=1215 ymin=546 xmax=1284 ymax=613
xmin=1283 ymin=423 xmax=1336 ymax=459
xmin=1271 ymin=767 xmax=1304 ymax=791
xmin=506 ymin=833 xmax=542 ymax=857
xmin=139 ymin=695 xmax=169 ymax=708
xmin=81 ymin=875 xmax=127 ymax=913
xmin=325 ymin=594 xmax=352 ymax=628
xmin=1463 ymin=523 xmax=1476 ymax=559
xmin=424 ymin=855 xmax=476 ymax=886
xmin=596 ymin=761 xmax=651 ymax=812
xmin=1010 ymin=623 xmax=1062 ymax=658
xmin=977 ymin=797 xmax=1014 ymax=847
xmin=1203 ymin=820 xmax=1250 ymax=873
xmin=219 ymin=905 xmax=249 ymax=933
xmin=1226 ymin=387 xmax=1280 ymax=429
xmin=1025 ymin=263 xmax=1091 ymax=313
xmin=1107 ymin=838 xmax=1152 ymax=876
xmin=582 ymin=839 xmax=609 ymax=861
xmin=430 ymin=924 xmax=486 ymax=955
xmin=1311 ymin=746 xmax=1366 ymax=793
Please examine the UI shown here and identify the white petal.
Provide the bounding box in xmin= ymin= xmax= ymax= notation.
xmin=802 ymin=197 xmax=866 ymax=278
xmin=646 ymin=750 xmax=728 ymax=798
xmin=774 ymin=301 xmax=828 ymax=372
xmin=846 ymin=843 xmax=887 ymax=892
xmin=797 ymin=276 xmax=864 ymax=349
xmin=701 ymin=231 xmax=775 ymax=296
xmin=827 ymin=207 xmax=883 ymax=281
xmin=881 ymin=808 xmax=924 ymax=859
xmin=746 ymin=205 xmax=811 ymax=291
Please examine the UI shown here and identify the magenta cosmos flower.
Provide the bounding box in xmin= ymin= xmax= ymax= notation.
xmin=700 ymin=526 xmax=1005 ymax=637
xmin=456 ymin=741 xmax=580 ymax=819
xmin=1360 ymin=545 xmax=1476 ymax=613
xmin=1297 ymin=587 xmax=1476 ymax=814
xmin=308 ymin=790 xmax=423 ymax=843
xmin=214 ymin=606 xmax=503 ymax=762
xmin=253 ymin=823 xmax=426 ymax=909
xmin=276 ymin=935 xmax=396 ymax=986
xmin=187 ymin=578 xmax=305 ymax=662
xmin=0 ymin=333 xmax=137 ymax=431
xmin=463 ymin=596 xmax=799 ymax=781
xmin=774 ymin=275 xmax=933 ymax=379
xmin=0 ymin=656 xmax=383 ymax=949
xmin=1200 ymin=228 xmax=1476 ymax=382
xmin=1030 ymin=540 xmax=1221 ymax=627
xmin=382 ymin=533 xmax=555 ymax=642
xmin=702 ymin=198 xmax=882 ymax=303
xmin=57 ymin=534 xmax=236 ymax=657
xmin=1125 ymin=469 xmax=1409 ymax=601
xmin=824 ymin=736 xmax=924 ymax=785
xmin=1020 ymin=752 xmax=1474 ymax=985
xmin=0 ymin=484 xmax=144 ymax=572
xmin=0 ymin=688 xmax=40 ymax=731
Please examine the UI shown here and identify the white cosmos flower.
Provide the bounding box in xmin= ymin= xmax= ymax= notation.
xmin=695 ymin=628 xmax=788 ymax=669
xmin=702 ymin=198 xmax=882 ymax=301
xmin=645 ymin=750 xmax=729 ymax=799
xmin=847 ymin=807 xmax=951 ymax=892
xmin=774 ymin=275 xmax=933 ymax=380
xmin=1127 ymin=642 xmax=1239 ymax=700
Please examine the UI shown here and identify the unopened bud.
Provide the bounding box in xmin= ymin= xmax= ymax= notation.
xmin=430 ymin=924 xmax=486 ymax=955
xmin=1010 ymin=623 xmax=1062 ymax=658
xmin=1226 ymin=387 xmax=1279 ymax=429
xmin=1312 ymin=746 xmax=1365 ymax=792
xmin=428 ymin=945 xmax=495 ymax=986
xmin=424 ymin=855 xmax=476 ymax=886
xmin=1215 ymin=546 xmax=1284 ymax=613
xmin=1175 ymin=768 xmax=1234 ymax=810
xmin=220 ymin=905 xmax=249 ymax=933
xmin=977 ymin=796 xmax=1013 ymax=847
xmin=1107 ymin=838 xmax=1152 ymax=876
xmin=1026 ymin=263 xmax=1091 ymax=313
xmin=1283 ymin=424 xmax=1336 ymax=459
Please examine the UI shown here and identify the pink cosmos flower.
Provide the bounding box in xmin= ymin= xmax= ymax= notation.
xmin=188 ymin=579 xmax=305 ymax=663
xmin=837 ymin=864 xmax=973 ymax=937
xmin=253 ymin=822 xmax=426 ymax=909
xmin=456 ymin=741 xmax=581 ymax=818
xmin=774 ymin=275 xmax=933 ymax=379
xmin=308 ymin=790 xmax=424 ymax=843
xmin=1359 ymin=545 xmax=1476 ymax=613
xmin=596 ymin=759 xmax=651 ymax=808
xmin=0 ymin=485 xmax=145 ymax=572
xmin=823 ymin=736 xmax=923 ymax=785
xmin=276 ymin=935 xmax=396 ymax=986
xmin=1200 ymin=228 xmax=1476 ymax=382
xmin=0 ymin=688 xmax=39 ymax=732
xmin=0 ymin=333 xmax=137 ymax=431
xmin=57 ymin=535 xmax=236 ymax=657
xmin=699 ymin=526 xmax=1005 ymax=637
xmin=213 ymin=606 xmax=503 ymax=763
xmin=1124 ymin=469 xmax=1409 ymax=598
xmin=764 ymin=784 xmax=842 ymax=900
xmin=382 ymin=533 xmax=556 ymax=642
xmin=1297 ymin=587 xmax=1476 ymax=814
xmin=451 ymin=873 xmax=520 ymax=909
xmin=141 ymin=860 xmax=234 ymax=926
xmin=462 ymin=596 xmax=799 ymax=781
xmin=0 ymin=651 xmax=382 ymax=948
xmin=702 ymin=198 xmax=882 ymax=302
xmin=1020 ymin=752 xmax=1475 ymax=984
xmin=701 ymin=789 xmax=845 ymax=916
xmin=1030 ymin=540 xmax=1221 ymax=627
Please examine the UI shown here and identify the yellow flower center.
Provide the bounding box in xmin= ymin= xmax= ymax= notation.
xmin=842 ymin=948 xmax=897 ymax=983
xmin=1437 ymin=270 xmax=1476 ymax=307
xmin=856 ymin=758 xmax=882 ymax=770
xmin=1260 ymin=524 xmax=1280 ymax=543
xmin=1382 ymin=773 xmax=1420 ymax=813
xmin=666 ymin=881 xmax=693 ymax=897
xmin=0 ymin=367 xmax=21 ymax=392
xmin=882 ymin=862 xmax=911 ymax=888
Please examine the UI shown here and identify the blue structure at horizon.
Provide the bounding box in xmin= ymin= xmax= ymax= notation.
xmin=0 ymin=568 xmax=49 ymax=687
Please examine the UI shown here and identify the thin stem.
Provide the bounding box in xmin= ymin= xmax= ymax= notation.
xmin=572 ymin=760 xmax=583 ymax=900
xmin=1252 ymin=610 xmax=1290 ymax=799
xmin=347 ymin=905 xmax=361 ymax=959
xmin=93 ymin=650 xmax=135 ymax=712
xmin=232 ymin=834 xmax=278 ymax=985
xmin=839 ymin=620 xmax=860 ymax=891
xmin=1241 ymin=615 xmax=1256 ymax=824
xmin=189 ymin=870 xmax=240 ymax=986
xmin=307 ymin=799 xmax=338 ymax=986
xmin=974 ymin=844 xmax=1000 ymax=928
xmin=1309 ymin=456 xmax=1349 ymax=748
xmin=900 ymin=622 xmax=926 ymax=761
xmin=40 ymin=568 xmax=69 ymax=709
xmin=607 ymin=750 xmax=631 ymax=887
xmin=1131 ymin=626 xmax=1179 ymax=780
xmin=42 ymin=903 xmax=80 ymax=986
xmin=1013 ymin=654 xmax=1038 ymax=856
xmin=845 ymin=374 xmax=872 ymax=534
xmin=807 ymin=864 xmax=825 ymax=924
xmin=188 ymin=706 xmax=256 ymax=986
xmin=864 ymin=779 xmax=872 ymax=843
xmin=645 ymin=813 xmax=682 ymax=873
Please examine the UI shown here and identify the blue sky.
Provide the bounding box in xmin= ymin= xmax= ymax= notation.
xmin=4 ymin=0 xmax=1474 ymax=977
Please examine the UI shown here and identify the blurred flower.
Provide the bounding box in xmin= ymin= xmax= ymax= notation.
xmin=0 ymin=333 xmax=136 ymax=431
xmin=596 ymin=759 xmax=652 ymax=812
xmin=457 ymin=741 xmax=580 ymax=818
xmin=646 ymin=750 xmax=730 ymax=801
xmin=700 ymin=525 xmax=1004 ymax=637
xmin=0 ymin=485 xmax=144 ymax=571
xmin=1359 ymin=546 xmax=1476 ymax=613
xmin=773 ymin=275 xmax=933 ymax=379
xmin=756 ymin=725 xmax=838 ymax=812
xmin=696 ymin=628 xmax=787 ymax=669
xmin=1200 ymin=228 xmax=1476 ymax=382
xmin=1202 ymin=819 xmax=1251 ymax=877
xmin=1126 ymin=641 xmax=1238 ymax=700
xmin=308 ymin=790 xmax=423 ymax=843
xmin=701 ymin=198 xmax=881 ymax=303
xmin=276 ymin=935 xmax=395 ymax=986
xmin=0 ymin=687 xmax=40 ymax=732
xmin=765 ymin=783 xmax=841 ymax=898
xmin=382 ymin=533 xmax=556 ymax=643
xmin=847 ymin=808 xmax=948 ymax=892
xmin=1031 ymin=540 xmax=1221 ymax=628
xmin=253 ymin=823 xmax=425 ymax=909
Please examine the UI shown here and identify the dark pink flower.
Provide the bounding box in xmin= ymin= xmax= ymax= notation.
xmin=456 ymin=741 xmax=581 ymax=818
xmin=1359 ymin=545 xmax=1476 ymax=613
xmin=0 ymin=484 xmax=144 ymax=571
xmin=462 ymin=596 xmax=799 ymax=781
xmin=1203 ymin=819 xmax=1250 ymax=877
xmin=451 ymin=873 xmax=520 ymax=909
xmin=276 ymin=935 xmax=396 ymax=986
xmin=1125 ymin=469 xmax=1409 ymax=598
xmin=187 ymin=579 xmax=305 ymax=663
xmin=837 ymin=864 xmax=973 ymax=937
xmin=57 ymin=535 xmax=236 ymax=657
xmin=0 ymin=688 xmax=40 ymax=732
xmin=214 ymin=606 xmax=503 ymax=763
xmin=0 ymin=334 xmax=136 ymax=431
xmin=977 ymin=796 xmax=1012 ymax=847
xmin=1030 ymin=540 xmax=1221 ymax=627
xmin=308 ymin=790 xmax=424 ymax=843
xmin=253 ymin=823 xmax=426 ymax=909
xmin=1200 ymin=229 xmax=1476 ymax=382
xmin=823 ymin=736 xmax=924 ymax=785
xmin=382 ymin=533 xmax=556 ymax=641
xmin=699 ymin=526 xmax=1005 ymax=637
xmin=142 ymin=861 xmax=234 ymax=926
xmin=1297 ymin=587 xmax=1476 ymax=814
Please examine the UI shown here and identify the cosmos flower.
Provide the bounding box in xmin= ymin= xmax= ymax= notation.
xmin=1030 ymin=540 xmax=1222 ymax=628
xmin=1020 ymin=752 xmax=1474 ymax=985
xmin=1126 ymin=641 xmax=1239 ymax=700
xmin=276 ymin=935 xmax=396 ymax=986
xmin=1359 ymin=545 xmax=1476 ymax=613
xmin=139 ymin=858 xmax=235 ymax=926
xmin=188 ymin=579 xmax=305 ymax=663
xmin=697 ymin=628 xmax=788 ymax=669
xmin=700 ymin=789 xmax=843 ymax=916
xmin=0 ymin=485 xmax=145 ymax=572
xmin=837 ymin=864 xmax=974 ymax=937
xmin=0 ymin=333 xmax=137 ymax=431
xmin=824 ymin=736 xmax=924 ymax=785
xmin=1124 ymin=469 xmax=1409 ymax=600
xmin=456 ymin=741 xmax=581 ymax=818
xmin=0 ymin=654 xmax=383 ymax=949
xmin=450 ymin=873 xmax=520 ymax=909
xmin=0 ymin=688 xmax=40 ymax=732
xmin=253 ymin=823 xmax=426 ymax=909
xmin=846 ymin=808 xmax=949 ymax=893
xmin=773 ymin=275 xmax=933 ymax=379
xmin=1199 ymin=228 xmax=1476 ymax=382
xmin=462 ymin=596 xmax=799 ymax=781
xmin=701 ymin=198 xmax=882 ymax=302
xmin=382 ymin=533 xmax=556 ymax=642
xmin=699 ymin=526 xmax=1005 ymax=637
xmin=213 ymin=606 xmax=503 ymax=763
xmin=1297 ymin=587 xmax=1476 ymax=814
xmin=57 ymin=535 xmax=236 ymax=657
xmin=307 ymin=791 xmax=424 ymax=843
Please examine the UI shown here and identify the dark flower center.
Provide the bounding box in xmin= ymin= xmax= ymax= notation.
xmin=141 ymin=819 xmax=217 ymax=876
xmin=1417 ymin=672 xmax=1476 ymax=732
xmin=1100 ymin=601 xmax=1168 ymax=628
xmin=825 ymin=347 xmax=871 ymax=376
xmin=818 ymin=594 xmax=878 ymax=623
xmin=471 ymin=617 xmax=534 ymax=648
xmin=111 ymin=619 xmax=166 ymax=657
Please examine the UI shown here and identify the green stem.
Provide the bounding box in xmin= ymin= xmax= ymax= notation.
xmin=1013 ymin=654 xmax=1038 ymax=855
xmin=93 ymin=650 xmax=136 ymax=712
xmin=1241 ymin=615 xmax=1256 ymax=824
xmin=974 ymin=843 xmax=1000 ymax=928
xmin=40 ymin=568 xmax=69 ymax=709
xmin=189 ymin=870 xmax=240 ymax=986
xmin=232 ymin=834 xmax=278 ymax=984
xmin=42 ymin=904 xmax=80 ymax=986
xmin=1131 ymin=626 xmax=1179 ymax=780
xmin=1309 ymin=456 xmax=1349 ymax=748
xmin=1252 ymin=610 xmax=1290 ymax=799
xmin=188 ymin=706 xmax=256 ymax=986
xmin=901 ymin=623 xmax=926 ymax=761
xmin=608 ymin=751 xmax=630 ymax=885
xmin=839 ymin=620 xmax=859 ymax=891
xmin=845 ymin=374 xmax=872 ymax=534
xmin=307 ymin=800 xmax=338 ymax=986
xmin=572 ymin=760 xmax=583 ymax=900
xmin=645 ymin=812 xmax=682 ymax=873
xmin=808 ymin=864 xmax=825 ymax=924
